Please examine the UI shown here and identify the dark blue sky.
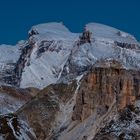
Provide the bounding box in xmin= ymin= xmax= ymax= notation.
xmin=0 ymin=0 xmax=139 ymax=45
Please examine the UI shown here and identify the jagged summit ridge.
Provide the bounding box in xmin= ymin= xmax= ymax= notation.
xmin=0 ymin=22 xmax=140 ymax=89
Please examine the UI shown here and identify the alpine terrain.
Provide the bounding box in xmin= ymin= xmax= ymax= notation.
xmin=0 ymin=22 xmax=140 ymax=140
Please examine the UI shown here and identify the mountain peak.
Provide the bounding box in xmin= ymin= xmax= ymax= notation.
xmin=29 ymin=22 xmax=71 ymax=34
xmin=1 ymin=22 xmax=140 ymax=140
xmin=0 ymin=22 xmax=140 ymax=89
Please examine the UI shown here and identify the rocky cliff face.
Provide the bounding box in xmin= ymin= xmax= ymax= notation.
xmin=55 ymin=67 xmax=140 ymax=140
xmin=0 ymin=65 xmax=140 ymax=140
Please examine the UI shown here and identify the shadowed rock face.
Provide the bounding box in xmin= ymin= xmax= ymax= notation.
xmin=93 ymin=105 xmax=140 ymax=140
xmin=0 ymin=114 xmax=21 ymax=140
xmin=114 ymin=41 xmax=140 ymax=50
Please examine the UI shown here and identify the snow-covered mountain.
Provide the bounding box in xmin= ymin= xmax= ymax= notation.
xmin=0 ymin=22 xmax=140 ymax=140
xmin=0 ymin=22 xmax=140 ymax=89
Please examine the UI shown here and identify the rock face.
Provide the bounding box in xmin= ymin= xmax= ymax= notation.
xmin=55 ymin=67 xmax=140 ymax=140
xmin=72 ymin=67 xmax=137 ymax=121
xmin=0 ymin=66 xmax=140 ymax=139
xmin=0 ymin=45 xmax=21 ymax=86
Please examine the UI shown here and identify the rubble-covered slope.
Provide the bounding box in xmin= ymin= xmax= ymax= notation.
xmin=0 ymin=85 xmax=39 ymax=115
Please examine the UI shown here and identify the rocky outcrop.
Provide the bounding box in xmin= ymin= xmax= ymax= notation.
xmin=0 ymin=62 xmax=17 ymax=85
xmin=14 ymin=42 xmax=34 ymax=86
xmin=58 ymin=67 xmax=140 ymax=140
xmin=61 ymin=65 xmax=140 ymax=125
xmin=0 ymin=41 xmax=34 ymax=87
xmin=93 ymin=105 xmax=140 ymax=140
xmin=114 ymin=41 xmax=140 ymax=50
xmin=77 ymin=29 xmax=92 ymax=46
